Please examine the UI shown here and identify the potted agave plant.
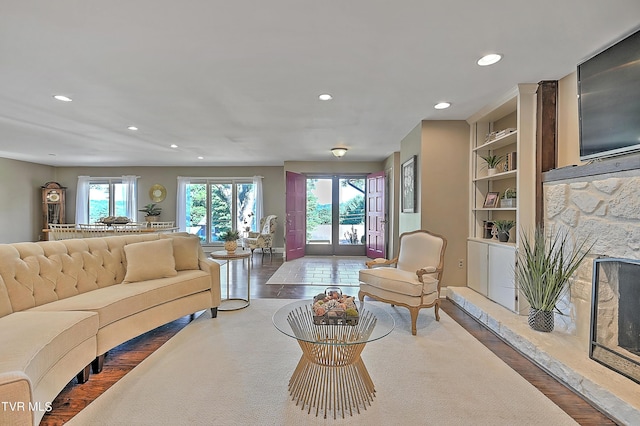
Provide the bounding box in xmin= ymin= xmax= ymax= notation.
xmin=219 ymin=230 xmax=241 ymax=253
xmin=492 ymin=219 xmax=515 ymax=242
xmin=480 ymin=154 xmax=503 ymax=176
xmin=515 ymin=227 xmax=593 ymax=332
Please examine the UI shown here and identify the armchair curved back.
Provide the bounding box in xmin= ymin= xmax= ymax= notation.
xmin=396 ymin=230 xmax=447 ymax=283
xmin=258 ymin=215 xmax=278 ymax=236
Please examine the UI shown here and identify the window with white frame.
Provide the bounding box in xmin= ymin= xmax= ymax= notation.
xmin=76 ymin=176 xmax=138 ymax=224
xmin=179 ymin=178 xmax=259 ymax=244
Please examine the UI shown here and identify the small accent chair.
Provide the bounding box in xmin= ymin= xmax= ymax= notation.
xmin=243 ymin=215 xmax=278 ymax=259
xmin=79 ymin=224 xmax=109 ymax=238
xmin=49 ymin=223 xmax=79 ymax=240
xmin=358 ymin=230 xmax=447 ymax=335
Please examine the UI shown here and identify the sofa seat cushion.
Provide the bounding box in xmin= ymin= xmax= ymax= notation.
xmin=359 ymin=267 xmax=438 ymax=297
xmin=28 ymin=270 xmax=210 ymax=328
xmin=0 ymin=311 xmax=98 ymax=388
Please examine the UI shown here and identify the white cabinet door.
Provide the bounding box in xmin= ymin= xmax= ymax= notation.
xmin=488 ymin=244 xmax=517 ymax=311
xmin=467 ymin=240 xmax=488 ymax=295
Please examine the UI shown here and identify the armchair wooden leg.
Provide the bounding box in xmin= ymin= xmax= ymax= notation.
xmin=434 ymin=300 xmax=441 ymax=321
xmin=211 ymin=307 xmax=218 ymax=318
xmin=409 ymin=307 xmax=419 ymax=336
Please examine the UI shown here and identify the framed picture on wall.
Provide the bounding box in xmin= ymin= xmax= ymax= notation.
xmin=402 ymin=155 xmax=417 ymax=213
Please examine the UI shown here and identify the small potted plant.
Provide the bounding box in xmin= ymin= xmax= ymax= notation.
xmin=480 ymin=154 xmax=503 ymax=176
xmin=139 ymin=203 xmax=162 ymax=223
xmin=515 ymin=227 xmax=593 ymax=332
xmin=219 ymin=229 xmax=241 ymax=253
xmin=501 ymin=188 xmax=517 ymax=208
xmin=492 ymin=219 xmax=515 ymax=242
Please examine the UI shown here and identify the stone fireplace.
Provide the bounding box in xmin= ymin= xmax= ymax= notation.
xmin=591 ymin=258 xmax=640 ymax=384
xmin=544 ymin=156 xmax=640 ymax=378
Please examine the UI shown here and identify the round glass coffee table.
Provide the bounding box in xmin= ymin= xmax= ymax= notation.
xmin=273 ymin=299 xmax=394 ymax=419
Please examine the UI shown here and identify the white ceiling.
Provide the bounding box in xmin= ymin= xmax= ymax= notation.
xmin=1 ymin=1 xmax=639 ymax=167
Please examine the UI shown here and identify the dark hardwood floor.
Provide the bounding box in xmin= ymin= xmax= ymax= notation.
xmin=41 ymin=254 xmax=616 ymax=425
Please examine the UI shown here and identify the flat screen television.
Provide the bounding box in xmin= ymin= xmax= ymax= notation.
xmin=578 ymin=28 xmax=640 ymax=161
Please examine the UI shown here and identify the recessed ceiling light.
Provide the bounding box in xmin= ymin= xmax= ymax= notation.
xmin=53 ymin=95 xmax=72 ymax=102
xmin=170 ymin=144 xmax=178 ymax=148
xmin=434 ymin=102 xmax=451 ymax=110
xmin=197 ymin=156 xmax=204 ymax=160
xmin=319 ymin=94 xmax=333 ymax=101
xmin=127 ymin=126 xmax=138 ymax=131
xmin=477 ymin=54 xmax=502 ymax=66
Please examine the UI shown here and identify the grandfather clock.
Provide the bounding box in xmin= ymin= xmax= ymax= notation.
xmin=42 ymin=182 xmax=66 ymax=230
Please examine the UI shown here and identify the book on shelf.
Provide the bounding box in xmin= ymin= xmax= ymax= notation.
xmin=504 ymin=151 xmax=517 ymax=171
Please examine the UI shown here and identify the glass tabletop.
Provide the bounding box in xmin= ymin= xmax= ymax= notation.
xmin=273 ymin=299 xmax=395 ymax=345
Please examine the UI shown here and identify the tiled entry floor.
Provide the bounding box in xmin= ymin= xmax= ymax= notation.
xmin=265 ymin=256 xmax=367 ymax=287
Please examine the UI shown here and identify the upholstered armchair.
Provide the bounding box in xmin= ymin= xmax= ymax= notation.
xmin=358 ymin=230 xmax=447 ymax=335
xmin=243 ymin=215 xmax=278 ymax=259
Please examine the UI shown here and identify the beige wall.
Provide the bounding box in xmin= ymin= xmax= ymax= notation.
xmin=398 ymin=120 xmax=469 ymax=286
xmin=0 ymin=158 xmax=55 ymax=243
xmin=420 ymin=121 xmax=469 ymax=287
xmin=383 ymin=152 xmax=400 ymax=258
xmin=557 ymin=71 xmax=585 ymax=168
xmin=54 ymin=165 xmax=286 ymax=247
xmin=399 ymin=123 xmax=422 ymax=234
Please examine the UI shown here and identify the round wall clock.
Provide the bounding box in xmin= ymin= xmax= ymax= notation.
xmin=149 ymin=184 xmax=167 ymax=202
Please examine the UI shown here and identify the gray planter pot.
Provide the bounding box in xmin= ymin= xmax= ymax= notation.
xmin=528 ymin=308 xmax=554 ymax=332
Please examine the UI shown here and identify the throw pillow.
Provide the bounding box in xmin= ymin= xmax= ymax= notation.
xmin=160 ymin=234 xmax=201 ymax=271
xmin=123 ymin=239 xmax=177 ymax=283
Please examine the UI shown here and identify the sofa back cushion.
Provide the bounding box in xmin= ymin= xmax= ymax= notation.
xmin=159 ymin=234 xmax=202 ymax=271
xmin=0 ymin=234 xmax=161 ymax=313
xmin=0 ymin=276 xmax=13 ymax=318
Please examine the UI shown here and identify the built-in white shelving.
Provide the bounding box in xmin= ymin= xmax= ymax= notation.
xmin=466 ymin=84 xmax=537 ymax=314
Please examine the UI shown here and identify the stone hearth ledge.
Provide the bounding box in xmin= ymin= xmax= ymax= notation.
xmin=446 ymin=287 xmax=640 ymax=425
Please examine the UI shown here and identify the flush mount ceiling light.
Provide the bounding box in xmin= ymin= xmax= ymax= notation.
xmin=53 ymin=95 xmax=72 ymax=102
xmin=477 ymin=54 xmax=502 ymax=66
xmin=170 ymin=144 xmax=178 ymax=148
xmin=331 ymin=147 xmax=348 ymax=158
xmin=319 ymin=94 xmax=333 ymax=101
xmin=197 ymin=156 xmax=204 ymax=160
xmin=127 ymin=126 xmax=138 ymax=131
xmin=434 ymin=102 xmax=451 ymax=110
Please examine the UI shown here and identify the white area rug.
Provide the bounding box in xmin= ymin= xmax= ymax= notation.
xmin=68 ymin=299 xmax=576 ymax=425
xmin=266 ymin=256 xmax=367 ymax=287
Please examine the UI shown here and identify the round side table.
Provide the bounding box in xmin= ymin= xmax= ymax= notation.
xmin=209 ymin=250 xmax=251 ymax=311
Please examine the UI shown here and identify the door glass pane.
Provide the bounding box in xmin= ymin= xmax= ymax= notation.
xmin=88 ymin=183 xmax=109 ymax=224
xmin=210 ymin=184 xmax=232 ymax=242
xmin=339 ymin=178 xmax=365 ymax=245
xmin=113 ymin=183 xmax=127 ymax=218
xmin=186 ymin=183 xmax=207 ymax=242
xmin=306 ymin=178 xmax=332 ymax=244
xmin=237 ymin=183 xmax=256 ymax=233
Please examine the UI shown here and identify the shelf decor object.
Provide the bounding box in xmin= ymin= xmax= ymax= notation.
xmin=483 ymin=192 xmax=500 ymax=208
xmin=401 ymin=155 xmax=417 ymax=213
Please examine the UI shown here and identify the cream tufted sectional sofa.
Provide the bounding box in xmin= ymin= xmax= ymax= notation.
xmin=0 ymin=233 xmax=220 ymax=425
